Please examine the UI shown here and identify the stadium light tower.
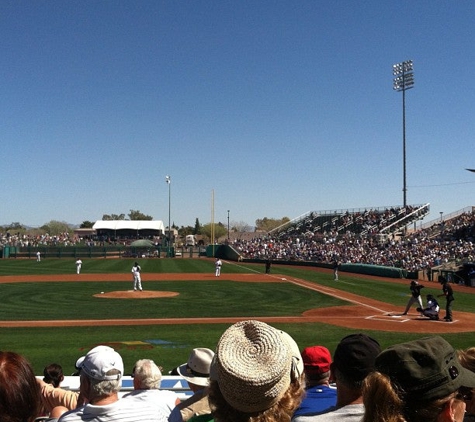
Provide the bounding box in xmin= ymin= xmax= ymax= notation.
xmin=393 ymin=60 xmax=414 ymax=208
xmin=165 ymin=175 xmax=171 ymax=257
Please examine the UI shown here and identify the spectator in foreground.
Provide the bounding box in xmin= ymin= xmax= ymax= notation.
xmin=292 ymin=345 xmax=336 ymax=418
xmin=0 ymin=351 xmax=41 ymax=422
xmin=168 ymin=348 xmax=215 ymax=422
xmin=209 ymin=319 xmax=305 ymax=422
xmin=122 ymin=358 xmax=180 ymax=417
xmin=362 ymin=336 xmax=475 ymax=422
xmin=38 ymin=366 xmax=80 ymax=415
xmin=43 ymin=363 xmax=65 ymax=388
xmin=59 ymin=345 xmax=167 ymax=422
xmin=458 ymin=347 xmax=475 ymax=422
xmin=296 ymin=333 xmax=381 ymax=422
xmin=38 ymin=363 xmax=70 ymax=417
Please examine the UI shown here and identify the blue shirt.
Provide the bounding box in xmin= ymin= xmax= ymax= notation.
xmin=292 ymin=384 xmax=337 ymax=417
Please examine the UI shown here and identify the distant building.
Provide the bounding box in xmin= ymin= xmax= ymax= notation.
xmin=92 ymin=220 xmax=165 ymax=240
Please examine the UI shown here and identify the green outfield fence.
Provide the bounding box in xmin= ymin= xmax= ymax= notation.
xmin=0 ymin=244 xmax=435 ymax=282
xmin=1 ymin=245 xmax=209 ymax=259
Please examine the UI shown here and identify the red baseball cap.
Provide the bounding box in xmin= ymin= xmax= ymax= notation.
xmin=301 ymin=346 xmax=332 ymax=374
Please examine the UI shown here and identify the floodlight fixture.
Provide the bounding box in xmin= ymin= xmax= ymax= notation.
xmin=165 ymin=175 xmax=171 ymax=257
xmin=392 ymin=60 xmax=415 ymax=209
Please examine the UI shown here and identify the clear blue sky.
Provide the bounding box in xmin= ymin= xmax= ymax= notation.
xmin=2 ymin=1 xmax=474 ymax=229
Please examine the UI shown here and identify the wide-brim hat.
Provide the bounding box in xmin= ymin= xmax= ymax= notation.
xmin=177 ymin=348 xmax=214 ymax=387
xmin=212 ymin=320 xmax=303 ymax=413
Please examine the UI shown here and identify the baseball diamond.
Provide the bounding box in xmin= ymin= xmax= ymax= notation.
xmin=1 ymin=268 xmax=474 ymax=333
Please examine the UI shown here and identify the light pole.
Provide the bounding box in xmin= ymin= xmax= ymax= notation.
xmin=440 ymin=211 xmax=443 ymax=223
xmin=165 ymin=175 xmax=171 ymax=257
xmin=227 ymin=210 xmax=230 ymax=240
xmin=393 ymin=60 xmax=414 ymax=208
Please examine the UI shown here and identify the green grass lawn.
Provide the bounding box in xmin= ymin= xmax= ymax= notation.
xmin=0 ymin=258 xmax=473 ymax=375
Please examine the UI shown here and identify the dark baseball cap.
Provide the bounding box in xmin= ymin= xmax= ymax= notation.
xmin=376 ymin=336 xmax=475 ymax=402
xmin=333 ymin=334 xmax=381 ymax=382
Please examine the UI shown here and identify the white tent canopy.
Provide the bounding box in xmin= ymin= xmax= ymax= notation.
xmin=93 ymin=220 xmax=165 ymax=232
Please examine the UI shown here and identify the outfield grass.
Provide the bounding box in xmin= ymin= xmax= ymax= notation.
xmin=0 ymin=258 xmax=473 ymax=375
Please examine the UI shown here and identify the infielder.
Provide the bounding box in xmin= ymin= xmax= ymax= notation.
xmin=215 ymin=258 xmax=222 ymax=277
xmin=76 ymin=259 xmax=82 ymax=274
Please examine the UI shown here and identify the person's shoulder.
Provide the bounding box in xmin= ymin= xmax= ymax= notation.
xmin=57 ymin=407 xmax=83 ymax=422
xmin=294 ymin=404 xmax=364 ymax=422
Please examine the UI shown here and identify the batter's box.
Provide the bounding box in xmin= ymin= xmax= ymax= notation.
xmin=366 ymin=314 xmax=410 ymax=323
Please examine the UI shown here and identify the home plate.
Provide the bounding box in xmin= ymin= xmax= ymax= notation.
xmin=367 ymin=314 xmax=409 ymax=323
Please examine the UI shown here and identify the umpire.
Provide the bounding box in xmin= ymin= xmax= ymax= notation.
xmin=438 ymin=276 xmax=454 ymax=322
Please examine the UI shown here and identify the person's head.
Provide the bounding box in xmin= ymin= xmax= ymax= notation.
xmin=427 ymin=294 xmax=434 ymax=301
xmin=75 ymin=345 xmax=124 ymax=403
xmin=132 ymin=359 xmax=162 ymax=390
xmin=43 ymin=363 xmax=64 ymax=388
xmin=0 ymin=351 xmax=41 ymax=422
xmin=331 ymin=333 xmax=381 ymax=391
xmin=411 ymin=280 xmax=418 ymax=286
xmin=458 ymin=347 xmax=475 ymax=416
xmin=177 ymin=348 xmax=214 ymax=391
xmin=362 ymin=336 xmax=475 ymax=422
xmin=209 ymin=320 xmax=305 ymax=422
xmin=301 ymin=345 xmax=332 ymax=385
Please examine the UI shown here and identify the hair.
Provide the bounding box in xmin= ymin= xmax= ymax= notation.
xmin=332 ymin=366 xmax=364 ymax=391
xmin=43 ymin=363 xmax=64 ymax=388
xmin=83 ymin=369 xmax=122 ymax=399
xmin=208 ymin=377 xmax=304 ymax=422
xmin=362 ymin=371 xmax=452 ymax=422
xmin=133 ymin=359 xmax=162 ymax=389
xmin=0 ymin=351 xmax=41 ymax=422
xmin=458 ymin=348 xmax=475 ymax=416
xmin=458 ymin=347 xmax=475 ymax=373
xmin=305 ymin=370 xmax=330 ymax=385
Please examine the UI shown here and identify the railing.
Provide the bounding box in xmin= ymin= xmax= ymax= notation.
xmin=38 ymin=375 xmax=193 ymax=400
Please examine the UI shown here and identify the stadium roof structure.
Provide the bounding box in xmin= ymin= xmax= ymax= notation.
xmin=92 ymin=220 xmax=165 ymax=233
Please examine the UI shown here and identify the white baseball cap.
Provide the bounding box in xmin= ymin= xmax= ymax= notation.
xmin=76 ymin=345 xmax=123 ymax=381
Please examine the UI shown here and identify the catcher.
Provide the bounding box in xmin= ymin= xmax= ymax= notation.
xmin=416 ymin=294 xmax=440 ymax=320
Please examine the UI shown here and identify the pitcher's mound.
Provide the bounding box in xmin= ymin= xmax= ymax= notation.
xmin=93 ymin=291 xmax=179 ymax=299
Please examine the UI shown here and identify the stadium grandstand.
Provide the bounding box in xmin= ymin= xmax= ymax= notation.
xmin=2 ymin=205 xmax=475 ymax=285
xmin=229 ymin=204 xmax=475 ymax=285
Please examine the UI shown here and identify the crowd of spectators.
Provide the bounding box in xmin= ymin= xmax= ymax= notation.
xmin=0 ymin=232 xmax=81 ymax=248
xmin=2 ymin=206 xmax=475 ymax=272
xmin=232 ymin=209 xmax=475 ymax=272
xmin=2 ymin=322 xmax=474 ymax=422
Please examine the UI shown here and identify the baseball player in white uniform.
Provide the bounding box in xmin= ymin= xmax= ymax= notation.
xmin=132 ymin=262 xmax=142 ymax=291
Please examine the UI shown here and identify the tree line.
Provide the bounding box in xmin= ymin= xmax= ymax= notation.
xmin=1 ymin=212 xmax=291 ymax=238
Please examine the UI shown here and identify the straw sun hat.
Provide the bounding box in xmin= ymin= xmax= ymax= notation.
xmin=212 ymin=320 xmax=304 ymax=413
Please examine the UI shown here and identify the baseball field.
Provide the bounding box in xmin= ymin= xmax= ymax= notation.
xmin=1 ymin=257 xmax=474 ymax=377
